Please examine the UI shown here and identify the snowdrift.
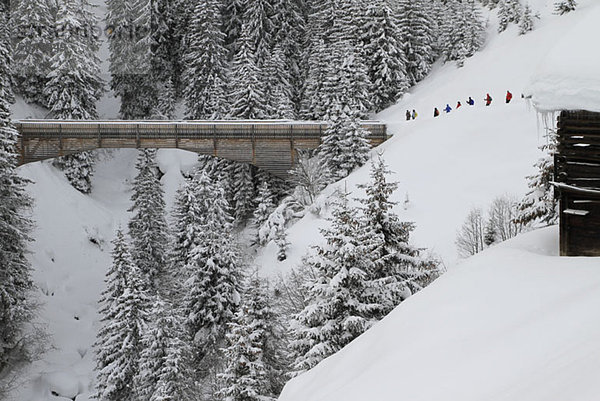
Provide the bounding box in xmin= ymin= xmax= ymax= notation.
xmin=278 ymin=227 xmax=600 ymax=401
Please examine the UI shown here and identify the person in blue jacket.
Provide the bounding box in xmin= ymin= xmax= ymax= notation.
xmin=444 ymin=104 xmax=452 ymax=113
xmin=467 ymin=96 xmax=475 ymax=106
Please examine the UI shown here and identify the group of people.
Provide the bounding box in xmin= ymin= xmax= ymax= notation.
xmin=406 ymin=91 xmax=513 ymax=120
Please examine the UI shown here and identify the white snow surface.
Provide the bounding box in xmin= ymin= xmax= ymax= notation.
xmin=527 ymin=3 xmax=600 ymax=112
xmin=278 ymin=227 xmax=600 ymax=401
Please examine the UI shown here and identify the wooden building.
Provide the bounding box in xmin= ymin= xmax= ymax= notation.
xmin=554 ymin=110 xmax=600 ymax=256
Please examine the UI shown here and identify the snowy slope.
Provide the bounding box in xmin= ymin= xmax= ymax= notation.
xmin=7 ymin=149 xmax=197 ymax=401
xmin=278 ymin=227 xmax=600 ymax=401
xmin=257 ymin=0 xmax=599 ymax=276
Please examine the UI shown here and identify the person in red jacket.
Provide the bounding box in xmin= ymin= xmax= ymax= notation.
xmin=506 ymin=90 xmax=513 ymax=104
xmin=485 ymin=93 xmax=492 ymax=106
xmin=456 ymin=101 xmax=462 ymax=109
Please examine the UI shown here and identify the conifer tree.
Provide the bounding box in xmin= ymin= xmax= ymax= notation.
xmin=290 ymin=190 xmax=378 ymax=375
xmin=217 ymin=274 xmax=286 ymax=401
xmin=128 ymin=149 xmax=168 ymax=289
xmin=396 ymin=0 xmax=435 ymax=85
xmin=263 ymin=45 xmax=296 ymax=119
xmin=252 ymin=181 xmax=276 ymax=244
xmin=554 ymin=0 xmax=576 ymax=15
xmin=0 ymin=13 xmax=34 ymax=374
xmin=319 ymin=98 xmax=371 ymax=181
xmin=11 ymin=0 xmax=54 ymax=105
xmin=362 ymin=0 xmax=408 ymax=111
xmin=515 ymin=133 xmax=558 ymax=226
xmin=439 ymin=0 xmax=485 ymax=66
xmin=134 ymin=296 xmax=195 ymax=400
xmin=357 ymin=156 xmax=441 ymax=314
xmin=94 ymin=230 xmax=151 ymax=401
xmin=52 ymin=151 xmax=97 ymax=194
xmin=184 ymin=0 xmax=229 ymax=119
xmin=223 ymin=0 xmax=247 ymax=55
xmin=231 ymin=163 xmax=257 ymax=226
xmin=519 ymin=3 xmax=535 ymax=35
xmin=182 ymin=173 xmax=241 ymax=369
xmin=243 ymin=0 xmax=273 ymax=69
xmin=228 ymin=21 xmax=269 ymax=119
xmin=498 ymin=0 xmax=522 ymax=33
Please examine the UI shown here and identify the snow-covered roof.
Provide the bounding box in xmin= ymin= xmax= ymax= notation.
xmin=527 ymin=4 xmax=600 ymax=113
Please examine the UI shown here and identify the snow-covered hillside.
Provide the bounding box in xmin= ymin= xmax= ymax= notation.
xmin=279 ymin=227 xmax=600 ymax=401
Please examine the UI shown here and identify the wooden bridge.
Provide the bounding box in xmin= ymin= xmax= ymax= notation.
xmin=14 ymin=120 xmax=388 ymax=178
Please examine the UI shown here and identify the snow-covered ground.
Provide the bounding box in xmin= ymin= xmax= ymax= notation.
xmin=278 ymin=227 xmax=600 ymax=401
xmin=8 ymin=0 xmax=600 ymax=399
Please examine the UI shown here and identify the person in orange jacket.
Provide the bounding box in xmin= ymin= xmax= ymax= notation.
xmin=506 ymin=90 xmax=513 ymax=104
xmin=434 ymin=107 xmax=440 ymax=117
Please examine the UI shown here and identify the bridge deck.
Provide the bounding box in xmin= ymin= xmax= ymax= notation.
xmin=15 ymin=120 xmax=388 ymax=178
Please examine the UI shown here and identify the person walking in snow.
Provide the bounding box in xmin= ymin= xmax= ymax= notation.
xmin=412 ymin=109 xmax=418 ymax=119
xmin=444 ymin=104 xmax=452 ymax=113
xmin=506 ymin=90 xmax=513 ymax=104
xmin=485 ymin=93 xmax=492 ymax=106
xmin=456 ymin=101 xmax=462 ymax=109
xmin=467 ymin=96 xmax=475 ymax=106
xmin=434 ymin=108 xmax=440 ymax=117
xmin=406 ymin=110 xmax=411 ymax=120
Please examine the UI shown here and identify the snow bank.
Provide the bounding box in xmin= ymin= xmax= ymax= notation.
xmin=527 ymin=3 xmax=600 ymax=112
xmin=279 ymin=227 xmax=600 ymax=401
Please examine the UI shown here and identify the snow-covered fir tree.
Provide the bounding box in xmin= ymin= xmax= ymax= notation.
xmin=223 ymin=0 xmax=247 ymax=55
xmin=362 ymin=0 xmax=408 ymax=111
xmin=44 ymin=0 xmax=103 ymax=194
xmin=134 ymin=296 xmax=195 ymax=400
xmin=184 ymin=0 xmax=229 ymax=119
xmin=319 ymin=98 xmax=371 ymax=181
xmin=252 ymin=181 xmax=276 ymax=244
xmin=44 ymin=0 xmax=103 ymax=120
xmin=396 ymin=0 xmax=435 ymax=86
xmin=498 ymin=0 xmax=522 ymax=33
xmin=94 ymin=230 xmax=151 ymax=401
xmin=288 ymin=150 xmax=331 ymax=205
xmin=519 ymin=3 xmax=535 ymax=35
xmin=0 ymin=15 xmax=34 ymax=375
xmin=182 ymin=173 xmax=241 ymax=370
xmin=554 ymin=0 xmax=577 ymax=15
xmin=439 ymin=0 xmax=485 ymax=67
xmin=263 ymin=44 xmax=296 ymax=119
xmin=11 ymin=0 xmax=54 ymax=105
xmin=230 ymin=163 xmax=257 ymax=226
xmin=227 ymin=20 xmax=269 ymax=119
xmin=243 ymin=0 xmax=274 ymax=69
xmin=216 ymin=274 xmax=286 ymax=401
xmin=52 ymin=151 xmax=97 ymax=194
xmin=290 ymin=190 xmax=379 ymax=375
xmin=515 ymin=132 xmax=558 ymax=226
xmin=128 ymin=149 xmax=168 ymax=289
xmin=357 ymin=156 xmax=441 ymax=314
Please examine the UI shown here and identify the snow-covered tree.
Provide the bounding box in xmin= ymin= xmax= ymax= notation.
xmin=94 ymin=230 xmax=151 ymax=401
xmin=363 ymin=0 xmax=408 ymax=111
xmin=486 ymin=195 xmax=522 ymax=243
xmin=263 ymin=44 xmax=296 ymax=119
xmin=498 ymin=0 xmax=522 ymax=33
xmin=396 ymin=0 xmax=435 ymax=85
xmin=0 ymin=15 xmax=34 ymax=375
xmin=230 ymin=163 xmax=256 ymax=226
xmin=515 ymin=133 xmax=558 ymax=226
xmin=319 ymin=99 xmax=371 ymax=181
xmin=223 ymin=0 xmax=246 ymax=55
xmin=182 ymin=173 xmax=241 ymax=368
xmin=290 ymin=190 xmax=379 ymax=375
xmin=53 ymin=151 xmax=96 ymax=194
xmin=243 ymin=0 xmax=273 ymax=69
xmin=134 ymin=296 xmax=195 ymax=400
xmin=184 ymin=0 xmax=229 ymax=119
xmin=288 ymin=150 xmax=330 ymax=205
xmin=11 ymin=0 xmax=54 ymax=105
xmin=216 ymin=274 xmax=286 ymax=401
xmin=252 ymin=181 xmax=277 ymax=243
xmin=519 ymin=3 xmax=535 ymax=35
xmin=128 ymin=149 xmax=168 ymax=289
xmin=554 ymin=0 xmax=577 ymax=15
xmin=439 ymin=0 xmax=485 ymax=66
xmin=357 ymin=156 xmax=441 ymax=314
xmin=44 ymin=0 xmax=103 ymax=120
xmin=227 ymin=21 xmax=269 ymax=119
